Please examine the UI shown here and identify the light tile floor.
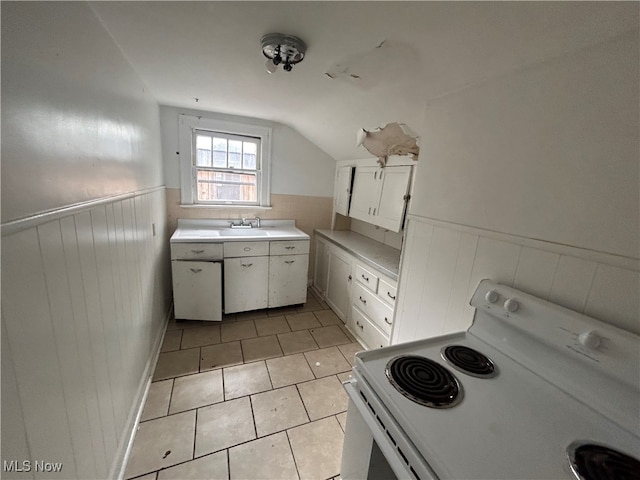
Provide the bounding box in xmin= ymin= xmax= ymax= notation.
xmin=125 ymin=289 xmax=361 ymax=480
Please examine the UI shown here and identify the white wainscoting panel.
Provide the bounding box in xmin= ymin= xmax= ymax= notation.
xmin=392 ymin=216 xmax=640 ymax=344
xmin=1 ymin=187 xmax=171 ymax=480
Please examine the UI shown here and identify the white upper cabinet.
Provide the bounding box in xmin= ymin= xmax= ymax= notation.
xmin=349 ymin=166 xmax=381 ymax=223
xmin=334 ymin=166 xmax=354 ymax=216
xmin=375 ymin=166 xmax=412 ymax=231
xmin=349 ymin=165 xmax=412 ymax=232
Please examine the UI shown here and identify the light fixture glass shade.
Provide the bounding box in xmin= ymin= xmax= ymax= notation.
xmin=261 ymin=33 xmax=306 ymax=73
xmin=265 ymin=58 xmax=278 ymax=74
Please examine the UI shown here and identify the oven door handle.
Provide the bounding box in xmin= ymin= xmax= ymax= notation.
xmin=343 ymin=381 xmax=435 ymax=480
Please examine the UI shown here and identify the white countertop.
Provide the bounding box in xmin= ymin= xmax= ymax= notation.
xmin=171 ymin=219 xmax=309 ymax=243
xmin=315 ymin=229 xmax=401 ymax=280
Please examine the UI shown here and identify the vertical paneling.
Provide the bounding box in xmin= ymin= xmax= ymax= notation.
xmin=38 ymin=220 xmax=96 ymax=478
xmin=91 ymin=206 xmax=127 ymax=437
xmin=468 ymin=237 xmax=522 ymax=297
xmin=1 ymin=319 xmax=34 ymax=480
xmin=513 ymin=247 xmax=560 ymax=299
xmin=417 ymin=226 xmax=461 ymax=337
xmin=1 ymin=189 xmax=171 ymax=480
xmin=2 ymin=229 xmax=77 ymax=479
xmin=59 ymin=215 xmax=109 ymax=477
xmin=585 ymin=264 xmax=640 ymax=333
xmin=393 ymin=219 xmax=433 ymax=343
xmin=105 ymin=203 xmax=135 ymax=408
xmin=75 ymin=210 xmax=119 ymax=459
xmin=444 ymin=232 xmax=479 ymax=333
xmin=393 ymin=217 xmax=639 ymax=344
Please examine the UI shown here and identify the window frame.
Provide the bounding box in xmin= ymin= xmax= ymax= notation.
xmin=179 ymin=115 xmax=272 ymax=206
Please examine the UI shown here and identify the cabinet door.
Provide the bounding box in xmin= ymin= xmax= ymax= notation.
xmin=269 ymin=254 xmax=309 ymax=308
xmin=326 ymin=246 xmax=353 ymax=321
xmin=334 ymin=166 xmax=353 ymax=216
xmin=349 ymin=166 xmax=381 ymax=223
xmin=373 ymin=166 xmax=412 ymax=232
xmin=224 ymin=256 xmax=269 ymax=313
xmin=313 ymin=237 xmax=329 ymax=297
xmin=172 ymin=260 xmax=222 ymax=321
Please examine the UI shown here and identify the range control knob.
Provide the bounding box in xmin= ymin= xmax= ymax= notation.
xmin=578 ymin=330 xmax=601 ymax=349
xmin=503 ymin=298 xmax=519 ymax=313
xmin=485 ymin=290 xmax=499 ymax=304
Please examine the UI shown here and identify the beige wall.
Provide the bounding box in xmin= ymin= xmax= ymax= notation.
xmin=166 ymin=188 xmax=333 ymax=281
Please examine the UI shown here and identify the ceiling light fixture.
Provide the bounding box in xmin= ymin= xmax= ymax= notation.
xmin=261 ymin=33 xmax=306 ymax=74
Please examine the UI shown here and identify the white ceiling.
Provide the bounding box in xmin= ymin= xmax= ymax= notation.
xmin=90 ymin=1 xmax=638 ymax=161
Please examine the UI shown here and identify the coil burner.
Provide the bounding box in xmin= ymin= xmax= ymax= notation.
xmin=441 ymin=345 xmax=497 ymax=378
xmin=385 ymin=355 xmax=462 ymax=408
xmin=567 ymin=442 xmax=640 ymax=480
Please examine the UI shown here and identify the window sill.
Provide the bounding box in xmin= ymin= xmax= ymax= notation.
xmin=179 ymin=204 xmax=273 ymax=210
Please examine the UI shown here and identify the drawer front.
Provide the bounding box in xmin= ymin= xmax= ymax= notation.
xmin=270 ymin=240 xmax=310 ymax=256
xmin=352 ymin=283 xmax=394 ymax=335
xmin=224 ymin=241 xmax=269 ymax=258
xmin=351 ymin=306 xmax=389 ymax=350
xmin=171 ymin=243 xmax=223 ymax=261
xmin=354 ymin=263 xmax=379 ymax=292
xmin=377 ymin=278 xmax=397 ymax=306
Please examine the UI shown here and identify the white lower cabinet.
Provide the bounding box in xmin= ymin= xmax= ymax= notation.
xmin=325 ymin=246 xmax=353 ymax=321
xmin=313 ymin=236 xmax=329 ymax=298
xmin=350 ymin=305 xmax=389 ymax=350
xmin=313 ymin=234 xmax=398 ymax=349
xmin=269 ymin=254 xmax=309 ymax=308
xmin=224 ymin=256 xmax=269 ymax=313
xmin=223 ymin=239 xmax=310 ymax=313
xmin=172 ymin=260 xmax=223 ymax=321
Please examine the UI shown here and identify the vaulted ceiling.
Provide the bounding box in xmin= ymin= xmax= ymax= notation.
xmin=90 ymin=1 xmax=638 ymax=160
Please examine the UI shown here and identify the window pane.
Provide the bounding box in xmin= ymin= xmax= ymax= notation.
xmin=196 ymin=135 xmax=212 ymax=166
xmin=196 ymin=169 xmax=257 ymax=203
xmin=243 ymin=142 xmax=257 ymax=170
xmin=228 ymin=140 xmax=242 ymax=169
xmin=212 ymin=137 xmax=227 ymax=168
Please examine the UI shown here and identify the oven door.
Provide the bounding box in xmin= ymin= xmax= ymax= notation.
xmin=341 ymin=380 xmax=438 ymax=480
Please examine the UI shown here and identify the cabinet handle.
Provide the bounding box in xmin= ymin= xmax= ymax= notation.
xmin=243 ymin=247 xmax=251 ymax=251
xmin=285 ymin=246 xmax=295 ymax=250
xmin=372 ymin=208 xmax=377 ymax=216
xmin=348 ymin=275 xmax=352 ymax=281
xmin=384 ymin=317 xmax=392 ymax=325
xmin=387 ymin=292 xmax=396 ymax=300
xmin=359 ymin=296 xmax=367 ymax=304
xmin=285 ymin=260 xmax=295 ymax=264
xmin=241 ymin=263 xmax=253 ymax=268
xmin=190 ymin=249 xmax=205 ymax=254
xmin=361 ymin=274 xmax=369 ymax=282
xmin=368 ymin=207 xmax=371 ymax=214
xmin=189 ymin=268 xmax=202 ymax=273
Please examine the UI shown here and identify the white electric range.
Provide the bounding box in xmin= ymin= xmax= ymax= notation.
xmin=341 ymin=279 xmax=640 ymax=480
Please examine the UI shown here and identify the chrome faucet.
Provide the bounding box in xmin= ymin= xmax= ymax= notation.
xmin=254 ymin=216 xmax=261 ymax=228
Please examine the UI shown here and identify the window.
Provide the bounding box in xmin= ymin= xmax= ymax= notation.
xmin=194 ymin=130 xmax=259 ymax=203
xmin=179 ymin=115 xmax=271 ymax=206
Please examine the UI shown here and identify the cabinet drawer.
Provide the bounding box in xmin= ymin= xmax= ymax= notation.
xmin=351 ymin=306 xmax=389 ymax=350
xmin=171 ymin=243 xmax=223 ymax=261
xmin=224 ymin=241 xmax=269 ymax=258
xmin=270 ymin=240 xmax=310 ymax=256
xmin=352 ymin=283 xmax=394 ymax=335
xmin=354 ymin=263 xmax=379 ymax=292
xmin=377 ymin=278 xmax=397 ymax=306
